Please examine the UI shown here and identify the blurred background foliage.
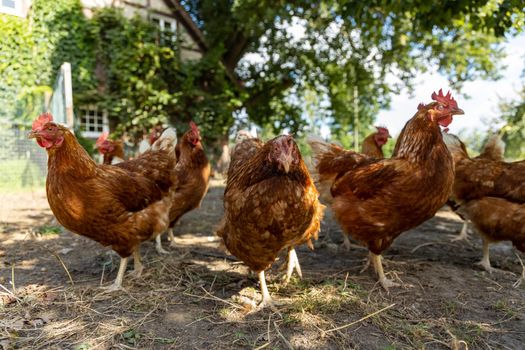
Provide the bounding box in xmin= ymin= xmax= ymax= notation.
xmin=0 ymin=0 xmax=523 ymax=160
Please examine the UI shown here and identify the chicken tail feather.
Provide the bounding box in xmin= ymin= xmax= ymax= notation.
xmin=442 ymin=133 xmax=469 ymax=160
xmin=479 ymin=133 xmax=505 ymax=161
xmin=151 ymin=127 xmax=177 ymax=153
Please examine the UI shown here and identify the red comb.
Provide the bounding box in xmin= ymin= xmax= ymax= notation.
xmin=431 ymin=89 xmax=458 ymax=109
xmin=189 ymin=121 xmax=199 ymax=134
xmin=96 ymin=131 xmax=109 ymax=147
xmin=375 ymin=125 xmax=390 ymax=137
xmin=32 ymin=113 xmax=53 ymax=131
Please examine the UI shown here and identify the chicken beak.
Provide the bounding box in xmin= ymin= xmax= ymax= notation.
xmin=452 ymin=108 xmax=464 ymax=115
xmin=279 ymin=152 xmax=293 ymax=173
xmin=28 ymin=130 xmax=38 ymax=139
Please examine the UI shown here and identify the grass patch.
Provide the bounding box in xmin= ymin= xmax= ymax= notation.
xmin=37 ymin=225 xmax=61 ymax=235
xmin=0 ymin=159 xmax=45 ymax=191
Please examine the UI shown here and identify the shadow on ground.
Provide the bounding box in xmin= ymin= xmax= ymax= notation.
xmin=0 ymin=184 xmax=524 ymax=349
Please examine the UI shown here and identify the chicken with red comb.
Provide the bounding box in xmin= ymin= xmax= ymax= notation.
xmin=157 ymin=121 xmax=210 ymax=254
xmin=96 ymin=132 xmax=125 ymax=165
xmin=309 ymin=89 xmax=464 ymax=289
xmin=28 ymin=112 xmax=179 ymax=291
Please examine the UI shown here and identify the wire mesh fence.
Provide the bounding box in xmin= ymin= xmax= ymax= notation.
xmin=0 ymin=123 xmax=48 ymax=193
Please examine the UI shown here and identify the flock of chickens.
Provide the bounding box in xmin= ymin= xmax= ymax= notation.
xmin=27 ymin=89 xmax=524 ymax=309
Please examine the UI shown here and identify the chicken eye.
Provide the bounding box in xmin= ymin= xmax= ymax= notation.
xmin=436 ymin=105 xmax=444 ymax=111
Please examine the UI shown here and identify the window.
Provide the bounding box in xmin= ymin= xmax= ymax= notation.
xmin=151 ymin=15 xmax=177 ymax=44
xmin=2 ymin=0 xmax=15 ymax=9
xmin=0 ymin=0 xmax=23 ymax=17
xmin=78 ymin=105 xmax=108 ymax=138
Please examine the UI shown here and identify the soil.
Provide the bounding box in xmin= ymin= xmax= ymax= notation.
xmin=0 ymin=182 xmax=524 ymax=350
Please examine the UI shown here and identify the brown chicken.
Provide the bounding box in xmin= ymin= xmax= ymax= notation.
xmin=309 ymin=89 xmax=464 ymax=289
xmin=443 ymin=133 xmax=525 ymax=285
xmin=361 ymin=126 xmax=391 ymax=159
xmin=448 ymin=134 xmax=506 ymax=241
xmin=157 ymin=122 xmax=211 ymax=254
xmin=340 ymin=126 xmax=391 ymax=251
xmin=96 ymin=131 xmax=125 ymax=165
xmin=29 ymin=113 xmax=178 ymax=290
xmin=217 ymin=134 xmax=325 ymax=308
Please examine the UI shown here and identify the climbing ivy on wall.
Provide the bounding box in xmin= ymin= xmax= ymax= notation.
xmin=0 ymin=0 xmax=96 ymax=122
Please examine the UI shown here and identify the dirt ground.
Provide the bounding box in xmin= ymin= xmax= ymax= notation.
xmin=1 ymin=181 xmax=524 ymax=350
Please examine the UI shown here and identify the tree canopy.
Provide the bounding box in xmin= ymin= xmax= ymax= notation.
xmin=498 ymin=86 xmax=525 ymax=159
xmin=182 ymin=0 xmax=524 ymax=146
xmin=1 ymin=0 xmax=523 ymax=155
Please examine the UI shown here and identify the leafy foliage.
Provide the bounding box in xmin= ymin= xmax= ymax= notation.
xmin=30 ymin=0 xmax=96 ymax=100
xmin=183 ymin=0 xmax=523 ymax=142
xmin=0 ymin=15 xmax=39 ymax=120
xmin=498 ymin=87 xmax=525 ymax=159
xmin=1 ymin=0 xmax=523 ymax=162
xmin=0 ymin=0 xmax=95 ymax=122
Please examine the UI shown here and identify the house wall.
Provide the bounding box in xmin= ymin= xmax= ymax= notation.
xmin=81 ymin=0 xmax=202 ymax=60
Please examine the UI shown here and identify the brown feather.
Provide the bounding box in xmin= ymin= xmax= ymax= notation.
xmin=445 ymin=133 xmax=525 ymax=251
xmin=361 ymin=133 xmax=385 ymax=159
xmin=445 ymin=134 xmax=525 ymax=204
xmin=167 ymin=129 xmax=211 ymax=227
xmin=217 ymin=135 xmax=325 ymax=272
xmin=459 ymin=198 xmax=525 ymax=252
xmin=311 ymin=104 xmax=454 ymax=255
xmin=44 ymin=126 xmax=177 ymax=257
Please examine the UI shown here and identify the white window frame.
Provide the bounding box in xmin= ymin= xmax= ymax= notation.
xmin=0 ymin=0 xmax=24 ymax=17
xmin=151 ymin=14 xmax=177 ymax=43
xmin=78 ymin=105 xmax=109 ymax=138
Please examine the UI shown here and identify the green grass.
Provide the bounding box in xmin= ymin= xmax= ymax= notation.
xmin=37 ymin=225 xmax=61 ymax=235
xmin=0 ymin=159 xmax=45 ymax=191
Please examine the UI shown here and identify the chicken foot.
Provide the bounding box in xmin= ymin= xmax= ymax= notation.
xmin=450 ymin=221 xmax=469 ymax=242
xmin=155 ymin=228 xmax=176 ymax=254
xmin=476 ymin=239 xmax=494 ymax=273
xmin=371 ymin=253 xmax=400 ymax=290
xmin=256 ymin=270 xmax=281 ymax=314
xmin=283 ymin=247 xmax=302 ymax=285
xmin=155 ymin=234 xmax=169 ymax=254
xmin=476 ymin=239 xmax=516 ymax=277
xmin=102 ymin=256 xmax=128 ymax=291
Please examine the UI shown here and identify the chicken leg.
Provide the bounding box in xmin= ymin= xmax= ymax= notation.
xmin=131 ymin=248 xmax=144 ymax=277
xmin=450 ymin=221 xmax=469 ymax=242
xmin=359 ymin=251 xmax=373 ymax=273
xmin=342 ymin=234 xmax=352 ymax=251
xmin=284 ymin=247 xmax=302 ymax=284
xmin=155 ymin=234 xmax=169 ymax=254
xmin=513 ymin=253 xmax=525 ymax=288
xmin=102 ymin=256 xmax=128 ymax=291
xmin=257 ymin=270 xmax=273 ymax=308
xmin=168 ymin=228 xmax=176 ymax=247
xmin=371 ymin=253 xmax=400 ymax=290
xmin=476 ymin=239 xmax=494 ymax=273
